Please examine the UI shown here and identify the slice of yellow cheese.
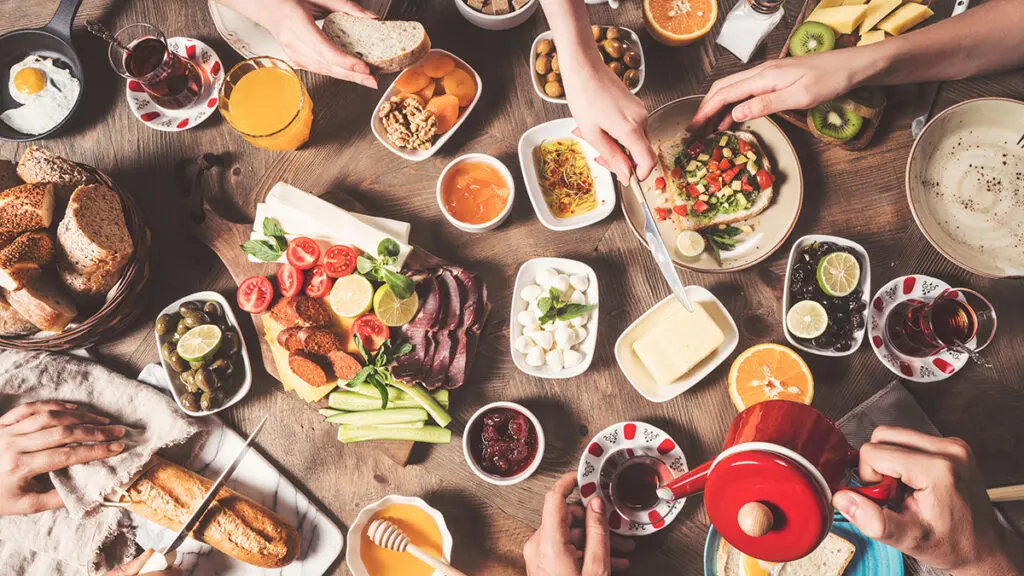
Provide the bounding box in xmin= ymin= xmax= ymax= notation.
xmin=841 ymin=0 xmax=868 ymax=5
xmin=806 ymin=6 xmax=870 ymax=34
xmin=631 ymin=300 xmax=724 ymax=387
xmin=858 ymin=0 xmax=903 ymax=35
xmin=262 ymin=308 xmax=360 ymax=403
xmin=807 ymin=0 xmax=846 ymax=19
xmin=856 ymin=29 xmax=887 ymax=45
xmin=877 ymin=4 xmax=934 ymax=35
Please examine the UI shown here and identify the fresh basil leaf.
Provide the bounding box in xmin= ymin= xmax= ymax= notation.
xmin=395 ymin=343 xmax=413 ymax=358
xmin=240 ymin=240 xmax=281 ymax=262
xmin=262 ymin=217 xmax=286 ymax=239
xmin=537 ymin=296 xmax=552 ymax=314
xmin=378 ymin=238 xmax=401 ymax=259
xmin=270 ymin=235 xmax=288 ymax=252
xmin=557 ymin=303 xmax=597 ymax=321
xmin=353 ymin=334 xmax=369 ymax=363
xmin=548 ymin=287 xmax=561 ymax=301
xmin=382 ymin=268 xmax=415 ymax=300
xmin=538 ymin=310 xmax=558 ymax=325
xmin=356 ymin=255 xmax=377 ymax=275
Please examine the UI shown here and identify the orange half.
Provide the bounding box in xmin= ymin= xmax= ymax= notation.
xmin=728 ymin=343 xmax=814 ymax=411
xmin=644 ymin=0 xmax=719 ymax=47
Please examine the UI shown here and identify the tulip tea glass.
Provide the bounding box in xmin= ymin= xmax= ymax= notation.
xmin=884 ymin=288 xmax=996 ymax=359
xmin=108 ymin=24 xmax=202 ymax=110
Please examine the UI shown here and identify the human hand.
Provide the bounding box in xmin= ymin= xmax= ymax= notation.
xmin=523 ymin=471 xmax=635 ymax=576
xmin=0 ymin=401 xmax=126 ymax=516
xmin=217 ymin=0 xmax=378 ymax=87
xmin=833 ymin=427 xmax=1024 ymax=576
xmin=102 ymin=549 xmax=181 ymax=576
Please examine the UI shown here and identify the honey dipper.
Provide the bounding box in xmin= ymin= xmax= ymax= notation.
xmin=367 ymin=519 xmax=469 ymax=576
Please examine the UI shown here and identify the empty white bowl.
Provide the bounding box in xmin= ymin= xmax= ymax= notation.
xmin=529 ymin=28 xmax=645 ymax=105
xmin=463 ymin=401 xmax=545 ymax=485
xmin=454 ymin=0 xmax=539 ymax=30
xmin=436 ymin=153 xmax=515 ymax=233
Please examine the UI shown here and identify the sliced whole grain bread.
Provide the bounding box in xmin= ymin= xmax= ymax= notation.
xmin=57 ymin=260 xmax=124 ymax=303
xmin=0 ymin=182 xmax=55 ymax=245
xmin=0 ymin=291 xmax=38 ymax=337
xmin=0 ymin=231 xmax=55 ymax=291
xmin=56 ymin=184 xmax=134 ymax=274
xmin=0 ymin=160 xmax=21 ymax=193
xmin=16 ymin=146 xmax=96 ymax=202
xmin=2 ymin=274 xmax=78 ymax=332
xmin=323 ymin=13 xmax=430 ymax=73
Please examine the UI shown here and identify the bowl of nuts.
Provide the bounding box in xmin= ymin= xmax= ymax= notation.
xmin=456 ymin=0 xmax=539 ymax=30
xmin=530 ymin=26 xmax=645 ymax=104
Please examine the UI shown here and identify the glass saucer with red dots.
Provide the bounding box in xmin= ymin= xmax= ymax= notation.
xmin=125 ymin=37 xmax=223 ymax=132
xmin=576 ymin=421 xmax=688 ymax=536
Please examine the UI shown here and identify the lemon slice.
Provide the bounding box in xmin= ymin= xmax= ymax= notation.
xmin=786 ymin=300 xmax=828 ymax=339
xmin=676 ymin=230 xmax=705 ymax=258
xmin=330 ymin=274 xmax=375 ymax=317
xmin=816 ymin=252 xmax=860 ymax=297
xmin=373 ymin=284 xmax=420 ymax=326
xmin=176 ymin=325 xmax=222 ymax=362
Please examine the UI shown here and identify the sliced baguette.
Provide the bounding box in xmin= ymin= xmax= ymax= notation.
xmin=0 ymin=291 xmax=38 ymax=337
xmin=322 ymin=13 xmax=430 ymax=73
xmin=0 ymin=182 xmax=55 ymax=245
xmin=716 ymin=532 xmax=856 ymax=576
xmin=0 ymin=160 xmax=21 ymax=193
xmin=56 ymin=184 xmax=134 ymax=274
xmin=2 ymin=274 xmax=78 ymax=333
xmin=655 ymin=130 xmax=774 ymax=231
xmin=15 ymin=146 xmax=95 ymax=201
xmin=0 ymin=231 xmax=55 ymax=291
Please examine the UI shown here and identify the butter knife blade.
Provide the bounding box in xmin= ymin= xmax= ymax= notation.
xmin=910 ymin=0 xmax=971 ymax=138
xmin=628 ymin=169 xmax=693 ymax=313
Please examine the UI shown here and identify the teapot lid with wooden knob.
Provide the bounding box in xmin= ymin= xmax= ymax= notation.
xmin=703 ymin=449 xmax=833 ymax=562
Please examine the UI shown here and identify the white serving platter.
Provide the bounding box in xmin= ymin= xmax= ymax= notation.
xmin=614 ymin=287 xmax=738 ymax=403
xmin=346 ymin=495 xmax=454 ymax=576
xmin=517 ymin=118 xmax=617 ymax=231
xmin=529 ymin=28 xmax=644 ymax=104
xmin=510 ymin=257 xmax=599 ymax=379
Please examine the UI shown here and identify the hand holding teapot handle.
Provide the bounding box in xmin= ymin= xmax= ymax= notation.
xmin=836 ymin=468 xmax=901 ymax=505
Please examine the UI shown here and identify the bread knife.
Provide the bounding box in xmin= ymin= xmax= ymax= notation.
xmin=626 ymin=167 xmax=694 ymax=313
xmin=139 ymin=413 xmax=270 ymax=574
xmin=910 ymin=0 xmax=971 ymax=138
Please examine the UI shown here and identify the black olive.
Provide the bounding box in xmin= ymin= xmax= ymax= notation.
xmin=622 ymin=68 xmax=640 ymax=89
xmin=181 ymin=392 xmax=200 ymax=412
xmin=203 ymin=301 xmax=223 ymax=319
xmin=623 ymin=49 xmax=641 ymax=69
xmin=221 ymin=332 xmax=241 ymax=356
xmin=210 ymin=358 xmax=234 ymax=379
xmin=852 ymin=314 xmax=866 ymax=330
xmin=196 ymin=368 xmax=215 ymax=394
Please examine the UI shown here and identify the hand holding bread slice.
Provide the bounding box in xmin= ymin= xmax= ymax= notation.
xmin=323 ymin=13 xmax=430 ymax=73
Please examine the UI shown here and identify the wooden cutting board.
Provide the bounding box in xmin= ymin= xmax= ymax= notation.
xmin=187 ymin=187 xmax=450 ymax=466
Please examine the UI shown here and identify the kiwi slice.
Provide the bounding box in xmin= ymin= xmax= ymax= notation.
xmin=808 ymin=101 xmax=864 ymax=143
xmin=842 ymin=86 xmax=887 ymax=119
xmin=789 ymin=22 xmax=836 ymax=57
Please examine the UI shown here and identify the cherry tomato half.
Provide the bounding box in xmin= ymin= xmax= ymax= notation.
xmin=305 ymin=265 xmax=333 ymax=299
xmin=286 ymin=237 xmax=321 ymax=270
xmin=352 ymin=314 xmax=389 ymax=351
xmin=323 ymin=245 xmax=358 ymax=278
xmin=276 ymin=263 xmax=303 ymax=298
xmin=237 ymin=276 xmax=274 ymax=314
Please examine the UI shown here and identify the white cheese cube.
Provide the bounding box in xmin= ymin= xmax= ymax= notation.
xmin=573 ymin=327 xmax=588 ymax=344
xmin=554 ymin=327 xmax=575 ymax=349
xmin=515 ymin=335 xmax=535 ymax=354
xmin=530 ymin=330 xmax=554 ymax=350
xmin=545 ymin=349 xmax=564 ymax=370
xmin=552 ymin=274 xmax=571 ymax=293
xmin=570 ymin=290 xmax=586 ymax=305
xmin=569 ymin=274 xmax=590 ymax=291
xmin=563 ymin=349 xmax=584 ymax=369
xmin=570 ymin=314 xmax=588 ymax=327
xmin=521 ymin=284 xmax=543 ymax=302
xmin=525 ymin=348 xmax=545 ymax=367
xmin=517 ymin=310 xmax=539 ymax=329
xmin=536 ymin=268 xmax=558 ymax=287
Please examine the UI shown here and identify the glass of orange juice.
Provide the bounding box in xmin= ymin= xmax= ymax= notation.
xmin=218 ymin=57 xmax=312 ymax=150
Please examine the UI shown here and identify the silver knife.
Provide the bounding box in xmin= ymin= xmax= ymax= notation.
xmin=910 ymin=0 xmax=971 ymax=138
xmin=626 ymin=168 xmax=694 ymax=313
xmin=139 ymin=413 xmax=270 ymax=573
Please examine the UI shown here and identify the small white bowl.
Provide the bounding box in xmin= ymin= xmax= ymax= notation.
xmin=517 ymin=118 xmax=616 ymax=231
xmin=346 ymin=495 xmax=454 ymax=576
xmin=783 ymin=235 xmax=871 ymax=357
xmin=154 ymin=291 xmax=252 ymax=416
xmin=370 ymin=49 xmax=482 ymax=162
xmin=463 ymin=401 xmax=545 ymax=486
xmin=436 ymin=153 xmax=515 ymax=233
xmin=614 ymin=287 xmax=738 ymax=403
xmin=509 ymin=257 xmax=598 ymax=379
xmin=530 ymin=28 xmax=645 ymax=105
xmin=454 ymin=0 xmax=539 ymax=30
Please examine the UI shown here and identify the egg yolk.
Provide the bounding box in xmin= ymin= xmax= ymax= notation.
xmin=14 ymin=67 xmax=47 ymax=95
xmin=740 ymin=553 xmax=781 ymax=576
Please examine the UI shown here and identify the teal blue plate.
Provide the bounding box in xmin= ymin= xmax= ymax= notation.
xmin=704 ymin=522 xmax=904 ymax=575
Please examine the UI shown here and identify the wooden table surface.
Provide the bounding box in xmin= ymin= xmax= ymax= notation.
xmin=3 ymin=0 xmax=1024 ymax=574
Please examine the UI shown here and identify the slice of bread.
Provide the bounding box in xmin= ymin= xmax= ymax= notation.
xmin=16 ymin=146 xmax=96 ymax=201
xmin=57 ymin=260 xmax=124 ymax=302
xmin=2 ymin=274 xmax=78 ymax=333
xmin=0 ymin=160 xmax=21 ymax=193
xmin=0 ymin=182 xmax=55 ymax=245
xmin=655 ymin=130 xmax=774 ymax=231
xmin=716 ymin=533 xmax=856 ymax=576
xmin=0 ymin=231 xmax=55 ymax=291
xmin=56 ymin=184 xmax=134 ymax=274
xmin=0 ymin=291 xmax=38 ymax=337
xmin=323 ymin=13 xmax=430 ymax=73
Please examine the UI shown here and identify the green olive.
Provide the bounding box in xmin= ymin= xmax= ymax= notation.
xmin=202 ymin=301 xmax=222 ymax=319
xmin=210 ymin=358 xmax=234 ymax=379
xmin=536 ymin=39 xmax=554 ymax=55
xmin=180 ymin=370 xmax=198 ymax=393
xmin=176 ymin=319 xmax=190 ymax=337
xmin=544 ymin=81 xmax=564 ymax=98
xmin=199 ymin=392 xmax=212 ymax=411
xmin=591 ymin=25 xmax=604 ymax=41
xmin=602 ymin=38 xmax=624 ymax=60
xmin=189 ymin=360 xmax=206 ymax=371
xmin=155 ymin=313 xmax=178 ymax=336
xmin=608 ymin=61 xmax=624 ymax=77
xmin=605 ymin=27 xmax=623 ymax=40
xmin=535 ymin=55 xmax=551 ymax=76
xmin=623 ymin=68 xmax=641 ymax=90
xmin=169 ymin=355 xmax=190 ymax=373
xmin=623 ymin=49 xmax=642 ymax=69
xmin=550 ymin=53 xmax=559 ymax=73
xmin=180 ymin=392 xmax=200 ymax=412
xmin=161 ymin=340 xmax=177 ymax=359
xmin=195 ymin=368 xmax=215 ymax=394
xmin=182 ymin=310 xmax=211 ymax=328
xmin=178 ymin=301 xmax=201 ymax=315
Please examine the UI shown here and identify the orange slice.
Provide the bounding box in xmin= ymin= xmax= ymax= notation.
xmin=728 ymin=343 xmax=814 ymax=411
xmin=423 ymin=53 xmax=456 ymax=78
xmin=442 ymin=69 xmax=477 ymax=107
xmin=395 ymin=67 xmax=431 ymax=94
xmin=426 ymin=94 xmax=460 ymax=134
xmin=644 ymin=0 xmax=718 ymax=47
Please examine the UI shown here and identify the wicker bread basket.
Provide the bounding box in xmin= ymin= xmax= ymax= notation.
xmin=0 ymin=164 xmax=151 ymax=351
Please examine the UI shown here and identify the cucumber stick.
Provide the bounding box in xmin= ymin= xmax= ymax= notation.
xmin=328 ymin=390 xmax=449 ymax=412
xmin=345 ymin=382 xmax=450 ymax=406
xmin=374 ymin=421 xmax=425 ymax=429
xmin=337 ymin=424 xmax=452 ymax=444
xmin=389 ymin=380 xmax=452 ymax=427
xmin=325 ymin=408 xmax=428 ymax=426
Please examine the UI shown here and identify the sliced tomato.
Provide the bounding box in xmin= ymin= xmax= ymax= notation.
xmin=237 ymin=276 xmax=274 ymax=314
xmin=708 ymin=179 xmax=722 ymax=193
xmin=687 ymin=140 xmax=704 ymax=157
xmin=654 ymin=176 xmax=666 ymax=190
xmin=353 ymin=314 xmax=390 ymax=351
xmin=276 ymin=263 xmax=303 ymax=297
xmin=286 ymin=237 xmax=321 ymax=270
xmin=741 ymin=175 xmax=754 ymax=192
xmin=756 ymin=169 xmax=773 ymax=190
xmin=718 ymin=158 xmax=731 ymax=170
xmin=670 ymin=166 xmax=682 ymax=180
xmin=737 ymin=138 xmax=752 ymax=155
xmin=686 ymin=184 xmax=701 ymax=198
xmin=723 ymin=166 xmax=743 ymax=184
xmin=673 ymin=204 xmax=688 ymax=217
xmin=654 ymin=207 xmax=670 ymax=221
xmin=711 ymin=147 xmax=723 ymax=163
xmin=693 ymin=200 xmax=710 ymax=214
xmin=323 ymin=245 xmax=358 ymax=278
xmin=304 ymin=265 xmax=333 ymax=298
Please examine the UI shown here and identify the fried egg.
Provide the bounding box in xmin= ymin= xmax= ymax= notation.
xmin=1 ymin=55 xmax=80 ymax=135
xmin=739 ymin=552 xmax=783 ymax=576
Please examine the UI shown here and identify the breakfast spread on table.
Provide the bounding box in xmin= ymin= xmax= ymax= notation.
xmin=0 ymin=0 xmax=1013 ymax=573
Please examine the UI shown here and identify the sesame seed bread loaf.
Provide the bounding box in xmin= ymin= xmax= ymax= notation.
xmin=323 ymin=13 xmax=430 ymax=73
xmin=0 ymin=291 xmax=38 ymax=337
xmin=56 ymin=184 xmax=134 ymax=277
xmin=0 ymin=160 xmax=20 ymax=193
xmin=16 ymin=147 xmax=96 ymax=202
xmin=0 ymin=231 xmax=55 ymax=291
xmin=0 ymin=183 xmax=55 ymax=247
xmin=2 ymin=274 xmax=78 ymax=333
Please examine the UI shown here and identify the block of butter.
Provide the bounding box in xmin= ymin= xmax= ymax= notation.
xmin=632 ymin=300 xmax=725 ymax=386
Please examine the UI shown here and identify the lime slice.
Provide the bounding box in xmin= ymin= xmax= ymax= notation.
xmin=816 ymin=251 xmax=860 ymax=297
xmin=176 ymin=325 xmax=222 ymax=362
xmin=786 ymin=300 xmax=828 ymax=339
xmin=373 ymin=284 xmax=420 ymax=327
xmin=676 ymin=230 xmax=706 ymax=258
xmin=330 ymin=274 xmax=374 ymax=317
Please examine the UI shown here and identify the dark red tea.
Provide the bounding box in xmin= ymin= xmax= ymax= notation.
xmin=886 ymin=297 xmax=978 ymax=357
xmin=124 ymin=36 xmax=202 ymax=110
xmin=610 ymin=456 xmax=672 ymax=511
xmin=469 ymin=407 xmax=537 ymax=477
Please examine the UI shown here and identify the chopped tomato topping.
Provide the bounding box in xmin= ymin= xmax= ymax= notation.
xmin=670 ymin=166 xmax=682 ymax=180
xmin=673 ymin=204 xmax=688 ymax=217
xmin=738 ymin=138 xmax=752 ymax=155
xmin=741 ymin=175 xmax=754 ymax=192
xmin=756 ymin=169 xmax=773 ymax=190
xmin=655 ymin=176 xmax=666 ymax=190
xmin=693 ymin=200 xmax=710 ymax=214
xmin=654 ymin=207 xmax=670 ymax=221
xmin=718 ymin=159 xmax=731 ymax=170
xmin=708 ymin=179 xmax=722 ymax=193
xmin=723 ymin=166 xmax=743 ymax=184
xmin=711 ymin=147 xmax=723 ymax=163
xmin=688 ymin=141 xmax=704 ymax=157
xmin=686 ymin=184 xmax=701 ymax=198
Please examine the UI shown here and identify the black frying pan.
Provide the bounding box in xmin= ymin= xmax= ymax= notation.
xmin=0 ymin=0 xmax=85 ymax=142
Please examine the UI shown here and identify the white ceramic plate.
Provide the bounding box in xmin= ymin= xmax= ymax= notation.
xmin=510 ymin=257 xmax=599 ymax=379
xmin=346 ymin=495 xmax=454 ymax=576
xmin=517 ymin=118 xmax=617 ymax=230
xmin=208 ymin=0 xmax=323 ymax=64
xmin=614 ymin=287 xmax=738 ymax=403
xmin=154 ymin=290 xmax=252 ymax=417
xmin=371 ymin=49 xmax=482 ymax=162
xmin=455 ymin=0 xmax=539 ymax=30
xmin=529 ymin=28 xmax=644 ymax=105
xmin=462 ymin=401 xmax=546 ymax=485
xmin=782 ymin=235 xmax=870 ymax=357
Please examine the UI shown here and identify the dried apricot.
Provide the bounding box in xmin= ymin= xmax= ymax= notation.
xmin=422 ymin=54 xmax=456 ymax=78
xmin=442 ymin=69 xmax=477 ymax=107
xmin=417 ymin=81 xmax=436 ymax=101
xmin=394 ymin=67 xmax=431 ymax=94
xmin=426 ymin=94 xmax=460 ymax=134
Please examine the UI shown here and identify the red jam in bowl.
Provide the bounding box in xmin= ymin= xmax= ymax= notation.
xmin=469 ymin=407 xmax=538 ymax=477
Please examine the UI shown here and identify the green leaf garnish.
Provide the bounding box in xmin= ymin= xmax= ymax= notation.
xmin=240 ymin=239 xmax=282 ymax=262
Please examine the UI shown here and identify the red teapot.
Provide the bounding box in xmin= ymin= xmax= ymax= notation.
xmin=656 ymin=400 xmax=898 ymax=562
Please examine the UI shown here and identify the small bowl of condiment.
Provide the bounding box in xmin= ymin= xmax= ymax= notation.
xmin=463 ymin=401 xmax=544 ymax=485
xmin=437 ymin=153 xmax=515 ymax=233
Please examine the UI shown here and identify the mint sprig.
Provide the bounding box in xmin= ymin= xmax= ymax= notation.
xmin=241 ymin=217 xmax=288 ymax=262
xmin=537 ymin=287 xmax=596 ymax=325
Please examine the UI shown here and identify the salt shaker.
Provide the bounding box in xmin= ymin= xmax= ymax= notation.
xmin=716 ymin=0 xmax=786 ymax=63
